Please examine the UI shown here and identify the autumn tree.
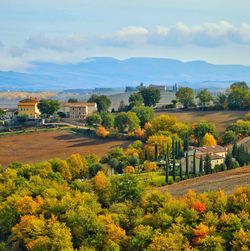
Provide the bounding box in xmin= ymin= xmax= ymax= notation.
xmin=202 ymin=133 xmax=217 ymax=146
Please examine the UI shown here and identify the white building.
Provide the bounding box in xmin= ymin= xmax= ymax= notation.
xmin=62 ymin=102 xmax=97 ymax=120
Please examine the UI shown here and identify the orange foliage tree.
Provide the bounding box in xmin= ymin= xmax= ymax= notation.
xmin=96 ymin=126 xmax=109 ymax=138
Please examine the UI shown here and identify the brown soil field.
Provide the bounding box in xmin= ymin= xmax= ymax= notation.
xmin=0 ymin=131 xmax=130 ymax=166
xmin=158 ymin=166 xmax=250 ymax=197
xmin=156 ymin=110 xmax=248 ymax=132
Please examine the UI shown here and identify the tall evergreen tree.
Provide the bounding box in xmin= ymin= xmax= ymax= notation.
xmin=199 ymin=155 xmax=203 ymax=175
xmin=185 ymin=152 xmax=189 ymax=178
xmin=232 ymin=142 xmax=238 ymax=158
xmin=154 ymin=144 xmax=158 ymax=162
xmin=204 ymin=154 xmax=212 ymax=174
xmin=193 ymin=150 xmax=197 ymax=176
xmin=184 ymin=133 xmax=189 ymax=151
xmin=173 ymin=155 xmax=176 ymax=182
xmin=179 ymin=161 xmax=183 ymax=180
xmin=225 ymin=153 xmax=233 ymax=169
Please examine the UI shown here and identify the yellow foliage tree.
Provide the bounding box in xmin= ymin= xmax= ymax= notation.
xmin=147 ymin=135 xmax=172 ymax=158
xmin=151 ymin=114 xmax=177 ymax=133
xmin=202 ymin=133 xmax=217 ymax=146
xmin=124 ymin=166 xmax=135 ymax=174
xmin=144 ymin=161 xmax=158 ymax=172
xmin=68 ymin=154 xmax=88 ymax=179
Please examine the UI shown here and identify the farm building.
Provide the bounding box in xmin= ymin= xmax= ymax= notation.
xmin=17 ymin=97 xmax=41 ymax=119
xmin=181 ymin=145 xmax=228 ymax=173
xmin=62 ymin=102 xmax=97 ymax=119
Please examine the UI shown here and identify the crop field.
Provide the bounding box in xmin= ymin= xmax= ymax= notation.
xmin=0 ymin=131 xmax=129 ymax=166
xmin=156 ymin=110 xmax=248 ymax=132
xmin=158 ymin=166 xmax=250 ymax=197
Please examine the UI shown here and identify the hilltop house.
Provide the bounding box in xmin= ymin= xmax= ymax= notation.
xmin=181 ymin=145 xmax=228 ymax=174
xmin=17 ymin=97 xmax=41 ymax=119
xmin=62 ymin=102 xmax=97 ymax=120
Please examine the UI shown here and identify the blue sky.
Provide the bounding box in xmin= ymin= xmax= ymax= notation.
xmin=1 ymin=0 xmax=250 ymax=70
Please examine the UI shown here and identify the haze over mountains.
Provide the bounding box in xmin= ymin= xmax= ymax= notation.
xmin=0 ymin=57 xmax=250 ymax=91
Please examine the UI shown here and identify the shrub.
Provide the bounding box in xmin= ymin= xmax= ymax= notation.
xmin=96 ymin=126 xmax=109 ymax=138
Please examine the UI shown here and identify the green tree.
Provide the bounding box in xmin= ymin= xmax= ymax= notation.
xmin=38 ymin=99 xmax=60 ymax=118
xmin=0 ymin=108 xmax=6 ymax=119
xmin=114 ymin=112 xmax=140 ymax=132
xmin=129 ymin=92 xmax=144 ymax=108
xmin=88 ymin=95 xmax=111 ymax=112
xmin=204 ymin=154 xmax=212 ymax=174
xmin=214 ymin=93 xmax=228 ymax=110
xmin=139 ymin=87 xmax=161 ymax=107
xmin=230 ymin=81 xmax=249 ymax=90
xmin=132 ymin=105 xmax=154 ymax=127
xmin=225 ymin=153 xmax=233 ymax=169
xmin=111 ymin=174 xmax=143 ymax=202
xmin=196 ymin=89 xmax=213 ymax=109
xmin=222 ymin=130 xmax=237 ymax=145
xmin=100 ymin=112 xmax=114 ymax=129
xmin=176 ymin=87 xmax=195 ymax=109
xmin=199 ymin=155 xmax=203 ymax=175
xmin=86 ymin=113 xmax=102 ymax=127
xmin=68 ymin=98 xmax=78 ymax=103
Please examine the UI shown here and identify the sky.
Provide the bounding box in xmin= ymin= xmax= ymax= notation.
xmin=1 ymin=0 xmax=250 ymax=71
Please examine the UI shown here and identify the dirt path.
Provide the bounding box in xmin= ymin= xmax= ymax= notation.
xmin=158 ymin=166 xmax=250 ymax=197
xmin=0 ymin=130 xmax=129 ymax=166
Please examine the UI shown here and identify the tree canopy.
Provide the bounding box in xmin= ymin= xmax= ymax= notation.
xmin=88 ymin=95 xmax=111 ymax=112
xmin=176 ymin=87 xmax=195 ymax=109
xmin=38 ymin=100 xmax=60 ymax=118
xmin=139 ymin=87 xmax=161 ymax=107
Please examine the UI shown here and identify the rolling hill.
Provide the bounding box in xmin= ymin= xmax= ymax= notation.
xmin=1 ymin=57 xmax=250 ymax=91
xmin=158 ymin=166 xmax=250 ymax=197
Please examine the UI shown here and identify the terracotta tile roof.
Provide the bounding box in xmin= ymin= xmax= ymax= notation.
xmin=195 ymin=153 xmax=224 ymax=160
xmin=19 ymin=97 xmax=39 ymax=103
xmin=63 ymin=102 xmax=96 ymax=107
xmin=193 ymin=145 xmax=227 ymax=153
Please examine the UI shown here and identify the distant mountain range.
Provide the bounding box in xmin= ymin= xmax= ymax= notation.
xmin=0 ymin=57 xmax=250 ymax=91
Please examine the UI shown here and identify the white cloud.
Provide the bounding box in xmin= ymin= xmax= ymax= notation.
xmin=26 ymin=33 xmax=87 ymax=51
xmin=2 ymin=21 xmax=250 ymax=71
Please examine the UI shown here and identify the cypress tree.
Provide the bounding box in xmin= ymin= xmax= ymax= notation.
xmin=175 ymin=140 xmax=179 ymax=158
xmin=154 ymin=144 xmax=158 ymax=162
xmin=185 ymin=152 xmax=189 ymax=178
xmin=204 ymin=153 xmax=212 ymax=174
xmin=232 ymin=142 xmax=238 ymax=158
xmin=165 ymin=146 xmax=169 ymax=184
xmin=199 ymin=155 xmax=203 ymax=175
xmin=172 ymin=138 xmax=175 ymax=159
xmin=144 ymin=149 xmax=148 ymax=161
xmin=225 ymin=153 xmax=233 ymax=169
xmin=193 ymin=150 xmax=197 ymax=177
xmin=179 ymin=160 xmax=183 ymax=180
xmin=173 ymin=154 xmax=176 ymax=181
xmin=165 ymin=161 xmax=169 ymax=184
xmin=184 ymin=133 xmax=189 ymax=151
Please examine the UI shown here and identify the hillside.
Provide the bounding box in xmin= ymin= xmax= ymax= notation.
xmin=158 ymin=166 xmax=250 ymax=197
xmin=1 ymin=57 xmax=250 ymax=90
